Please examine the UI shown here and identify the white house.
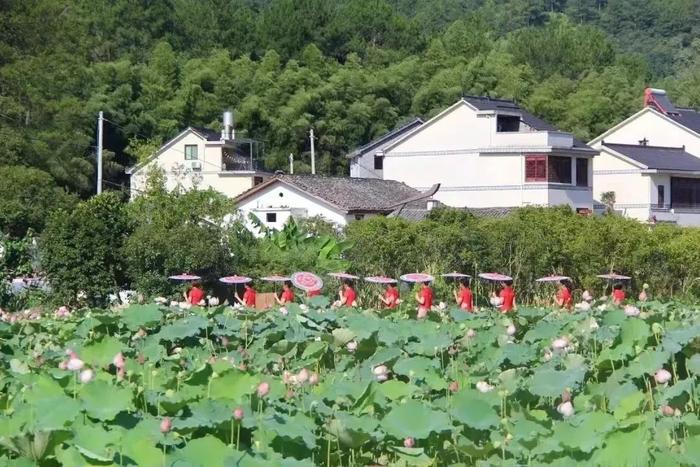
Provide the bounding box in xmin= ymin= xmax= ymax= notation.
xmin=126 ymin=111 xmax=269 ymax=198
xmin=233 ymin=174 xmax=438 ymax=232
xmin=350 ymin=96 xmax=597 ymax=212
xmin=589 ymin=88 xmax=700 ymax=225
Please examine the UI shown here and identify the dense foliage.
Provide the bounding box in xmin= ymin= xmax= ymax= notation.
xmin=0 ymin=297 xmax=697 ymax=465
xmin=2 ymin=0 xmax=700 ymax=195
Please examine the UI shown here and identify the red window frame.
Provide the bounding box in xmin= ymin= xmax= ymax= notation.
xmin=525 ymin=155 xmax=547 ymax=182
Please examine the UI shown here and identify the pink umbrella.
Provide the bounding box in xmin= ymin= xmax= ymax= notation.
xmin=536 ymin=275 xmax=571 ymax=283
xmin=328 ymin=272 xmax=360 ymax=280
xmin=219 ymin=275 xmax=252 ymax=284
xmin=400 ymin=273 xmax=435 ymax=283
xmin=291 ymin=272 xmax=324 ymax=292
xmin=169 ymin=273 xmax=201 ymax=281
xmin=442 ymin=272 xmax=471 ymax=279
xmin=478 ymin=272 xmax=513 ymax=282
xmin=364 ymin=276 xmax=398 ymax=284
xmin=261 ymin=275 xmax=291 ymax=282
xmin=597 ymin=273 xmax=631 ymax=281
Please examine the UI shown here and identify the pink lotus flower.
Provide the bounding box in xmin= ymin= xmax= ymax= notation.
xmin=67 ymin=357 xmax=84 ymax=371
xmin=160 ymin=417 xmax=172 ymax=433
xmin=638 ymin=291 xmax=648 ymax=302
xmin=557 ymin=401 xmax=574 ymax=417
xmin=373 ymin=365 xmax=388 ymax=376
xmin=552 ymin=337 xmax=569 ymax=350
xmin=506 ymin=324 xmax=516 ymax=336
xmin=403 ymin=437 xmax=415 ymax=448
xmin=297 ymin=368 xmax=310 ymax=384
xmin=624 ymin=305 xmax=640 ymax=317
xmin=309 ymin=372 xmax=319 ymax=386
xmin=257 ymin=382 xmax=270 ymax=397
xmin=113 ymin=352 xmax=125 ymax=369
xmin=233 ymin=407 xmax=244 ymax=420
xmin=282 ymin=371 xmax=293 ymax=385
xmin=661 ymin=405 xmax=674 ymax=417
xmin=582 ymin=290 xmax=593 ymax=302
xmin=79 ymin=369 xmax=94 ymax=383
xmin=654 ymin=369 xmax=672 ymax=384
xmin=346 ymin=340 xmax=358 ymax=352
xmin=476 ymin=381 xmax=494 ymax=393
xmin=448 ymin=381 xmax=459 ymax=393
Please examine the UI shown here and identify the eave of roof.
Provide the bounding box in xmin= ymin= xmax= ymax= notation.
xmin=346 ymin=118 xmax=424 ymax=159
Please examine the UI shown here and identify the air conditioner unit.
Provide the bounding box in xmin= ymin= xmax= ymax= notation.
xmin=188 ymin=160 xmax=202 ymax=170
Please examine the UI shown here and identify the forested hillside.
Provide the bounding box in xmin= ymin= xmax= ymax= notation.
xmin=2 ymin=0 xmax=700 ymax=195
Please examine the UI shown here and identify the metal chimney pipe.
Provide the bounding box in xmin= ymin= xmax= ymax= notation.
xmin=289 ymin=153 xmax=294 ymax=174
xmin=222 ymin=110 xmax=234 ymax=141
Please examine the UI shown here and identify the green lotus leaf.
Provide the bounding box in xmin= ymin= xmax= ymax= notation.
xmin=658 ymin=378 xmax=694 ymax=403
xmin=300 ymin=340 xmax=327 ymax=359
xmin=175 ymin=399 xmax=234 ymax=430
xmin=327 ymin=413 xmax=377 ymax=448
xmin=620 ymin=318 xmax=651 ymax=348
xmin=662 ymin=324 xmax=700 ymax=353
xmin=381 ymin=400 xmax=452 ymax=439
xmin=388 ymin=445 xmax=435 ymax=467
xmin=80 ymin=380 xmax=133 ymax=421
xmin=613 ymin=391 xmax=646 ymax=421
xmin=523 ymin=321 xmax=564 ymax=343
xmin=687 ymin=354 xmax=700 ymax=374
xmin=157 ymin=315 xmax=208 ymax=341
xmin=377 ymin=380 xmax=417 ymax=400
xmin=450 ymin=390 xmax=500 ymax=430
xmin=9 ymin=359 xmax=30 ymax=375
xmin=529 ymin=365 xmax=586 ymax=397
xmin=120 ymin=304 xmax=162 ymax=331
xmin=627 ymin=349 xmax=670 ymax=377
xmin=345 ymin=314 xmax=379 ymax=340
xmin=264 ymin=413 xmax=317 ymax=449
xmin=331 ymin=328 xmax=355 ymax=345
xmin=510 ymin=417 xmax=550 ymax=442
xmin=74 ymin=317 xmax=102 ymax=338
xmin=171 ymin=435 xmax=238 ymax=467
xmin=55 ymin=445 xmax=106 ymax=466
xmin=80 ymin=337 xmax=123 ymax=367
xmin=71 ymin=422 xmax=121 ymax=462
xmin=592 ymin=426 xmax=649 ymax=466
xmin=208 ymin=370 xmax=259 ymax=402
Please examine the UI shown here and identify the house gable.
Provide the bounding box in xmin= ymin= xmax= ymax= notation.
xmin=127 ymin=128 xmax=208 ymax=175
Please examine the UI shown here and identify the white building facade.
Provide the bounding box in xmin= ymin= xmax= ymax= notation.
xmin=355 ymin=97 xmax=596 ymax=212
xmin=127 ymin=112 xmax=268 ymax=199
xmin=589 ymin=88 xmax=700 ymax=225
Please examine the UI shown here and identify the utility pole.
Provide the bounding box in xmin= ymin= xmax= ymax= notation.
xmin=309 ymin=128 xmax=316 ymax=175
xmin=97 ymin=111 xmax=104 ymax=194
xmin=289 ymin=153 xmax=294 ymax=174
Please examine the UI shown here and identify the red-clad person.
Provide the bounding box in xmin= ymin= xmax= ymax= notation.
xmin=415 ymin=281 xmax=433 ymax=318
xmin=235 ymin=283 xmax=256 ymax=308
xmin=307 ymin=288 xmax=321 ymax=298
xmin=454 ymin=279 xmax=474 ymax=312
xmin=497 ymin=280 xmax=516 ymax=313
xmin=379 ymin=283 xmax=400 ymax=309
xmin=338 ymin=280 xmax=358 ymax=307
xmin=612 ymin=283 xmax=626 ymax=305
xmin=185 ymin=282 xmax=205 ymax=305
xmin=554 ymin=280 xmax=573 ymax=310
xmin=275 ymin=281 xmax=295 ymax=305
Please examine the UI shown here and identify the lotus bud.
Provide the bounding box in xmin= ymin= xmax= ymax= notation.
xmin=373 ymin=365 xmax=388 ymax=376
xmin=113 ymin=352 xmax=125 ymax=369
xmin=346 ymin=340 xmax=357 ymax=353
xmin=233 ymin=407 xmax=244 ymax=420
xmin=282 ymin=371 xmax=293 ymax=385
xmin=561 ymin=388 xmax=571 ymax=403
xmin=376 ymin=373 xmax=388 ymax=382
xmin=67 ymin=358 xmax=84 ymax=371
xmin=257 ymin=382 xmax=270 ymax=397
xmin=297 ymin=368 xmax=310 ymax=384
xmin=403 ymin=437 xmax=415 ymax=448
xmin=661 ymin=405 xmax=674 ymax=417
xmin=476 ymin=381 xmax=494 ymax=393
xmin=448 ymin=381 xmax=459 ymax=393
xmin=466 ymin=328 xmax=476 ymax=338
xmin=557 ymin=401 xmax=574 ymax=417
xmin=506 ymin=324 xmax=516 ymax=336
xmin=638 ymin=291 xmax=648 ymax=302
xmin=654 ymin=369 xmax=672 ymax=384
xmin=309 ymin=372 xmax=319 ymax=386
xmin=79 ymin=369 xmax=94 ymax=383
xmin=160 ymin=417 xmax=172 ymax=433
xmin=552 ymin=337 xmax=568 ymax=350
xmin=624 ymin=305 xmax=640 ymax=317
xmin=220 ymin=336 xmax=229 ymax=347
xmin=582 ymin=290 xmax=593 ymax=302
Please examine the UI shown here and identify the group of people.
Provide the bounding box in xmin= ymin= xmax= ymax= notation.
xmin=184 ymin=275 xmax=634 ymax=316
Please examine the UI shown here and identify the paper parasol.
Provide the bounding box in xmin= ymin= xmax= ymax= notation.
xmin=168 ymin=273 xmax=201 ymax=281
xmin=478 ymin=272 xmax=513 ymax=282
xmin=291 ymin=272 xmax=324 ymax=292
xmin=364 ymin=276 xmax=398 ymax=284
xmin=260 ymin=275 xmax=292 ymax=282
xmin=535 ymin=275 xmax=571 ymax=283
xmin=597 ymin=273 xmax=631 ymax=281
xmin=328 ymin=272 xmax=360 ymax=280
xmin=400 ymin=273 xmax=435 ymax=283
xmin=219 ymin=275 xmax=252 ymax=284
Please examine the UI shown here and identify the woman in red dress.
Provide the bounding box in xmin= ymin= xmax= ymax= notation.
xmin=275 ymin=281 xmax=295 ymax=305
xmin=235 ymin=283 xmax=256 ymax=308
xmin=379 ymin=283 xmax=399 ymax=308
xmin=554 ymin=280 xmax=573 ymax=310
xmin=454 ymin=279 xmax=473 ymax=312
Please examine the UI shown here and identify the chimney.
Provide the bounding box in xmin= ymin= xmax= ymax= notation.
xmin=221 ymin=110 xmax=234 ymax=141
xmin=426 ymin=199 xmax=438 ymax=211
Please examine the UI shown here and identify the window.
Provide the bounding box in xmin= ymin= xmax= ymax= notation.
xmin=576 ymin=158 xmax=589 ymax=187
xmin=184 ymin=145 xmax=198 ymax=160
xmin=266 ymin=212 xmax=277 ymax=223
xmin=374 ymin=154 xmax=383 ymax=170
xmin=548 ymin=156 xmax=572 ymax=184
xmin=497 ymin=115 xmax=521 ymax=132
xmin=525 ymin=155 xmax=546 ymax=182
xmin=354 ymin=214 xmax=365 ymax=221
xmin=657 ymin=185 xmax=665 ymax=208
xmin=671 ymin=177 xmax=700 ymax=208
xmin=254 ymin=176 xmax=263 ymax=186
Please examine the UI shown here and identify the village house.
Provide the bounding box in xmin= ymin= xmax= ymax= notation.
xmin=126 ymin=111 xmax=269 ymax=198
xmin=232 ymin=175 xmax=438 ymax=232
xmin=589 ymin=88 xmax=700 ymax=225
xmin=348 ymin=96 xmax=597 ymax=213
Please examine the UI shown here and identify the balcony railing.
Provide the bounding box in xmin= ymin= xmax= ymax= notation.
xmin=491 ymin=131 xmax=574 ymax=149
xmin=222 ymin=155 xmax=266 ymax=172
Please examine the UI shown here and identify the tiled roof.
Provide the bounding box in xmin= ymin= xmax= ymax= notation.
xmin=603 ymin=143 xmax=700 ymax=172
xmin=669 ymin=109 xmax=700 ymax=135
xmin=191 ymin=127 xmax=221 ymax=141
xmin=346 ymin=118 xmax=424 ymax=159
xmin=235 ymin=175 xmax=423 ymax=213
xmin=389 ymin=205 xmax=516 ymax=221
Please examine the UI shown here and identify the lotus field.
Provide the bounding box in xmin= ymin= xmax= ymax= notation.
xmin=1 ymin=298 xmax=699 ymax=466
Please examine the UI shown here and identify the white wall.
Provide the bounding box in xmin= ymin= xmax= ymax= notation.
xmin=237 ymin=182 xmax=348 ymax=232
xmin=349 ymin=152 xmax=383 ymax=179
xmin=592 ymin=110 xmax=700 ymax=157
xmin=130 ymin=129 xmax=263 ymax=199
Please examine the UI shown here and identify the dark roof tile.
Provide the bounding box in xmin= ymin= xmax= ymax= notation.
xmin=347 ymin=118 xmax=424 ymax=159
xmin=604 ymin=143 xmax=700 ymax=171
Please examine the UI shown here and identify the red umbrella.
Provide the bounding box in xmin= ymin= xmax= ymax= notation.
xmin=400 ymin=273 xmax=435 ymax=283
xmin=169 ymin=273 xmax=201 ymax=281
xmin=260 ymin=275 xmax=292 ymax=282
xmin=364 ymin=276 xmax=398 ymax=284
xmin=478 ymin=272 xmax=513 ymax=282
xmin=291 ymin=272 xmax=324 ymax=292
xmin=328 ymin=272 xmax=360 ymax=280
xmin=219 ymin=275 xmax=252 ymax=284
xmin=536 ymin=275 xmax=571 ymax=283
xmin=597 ymin=273 xmax=631 ymax=281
